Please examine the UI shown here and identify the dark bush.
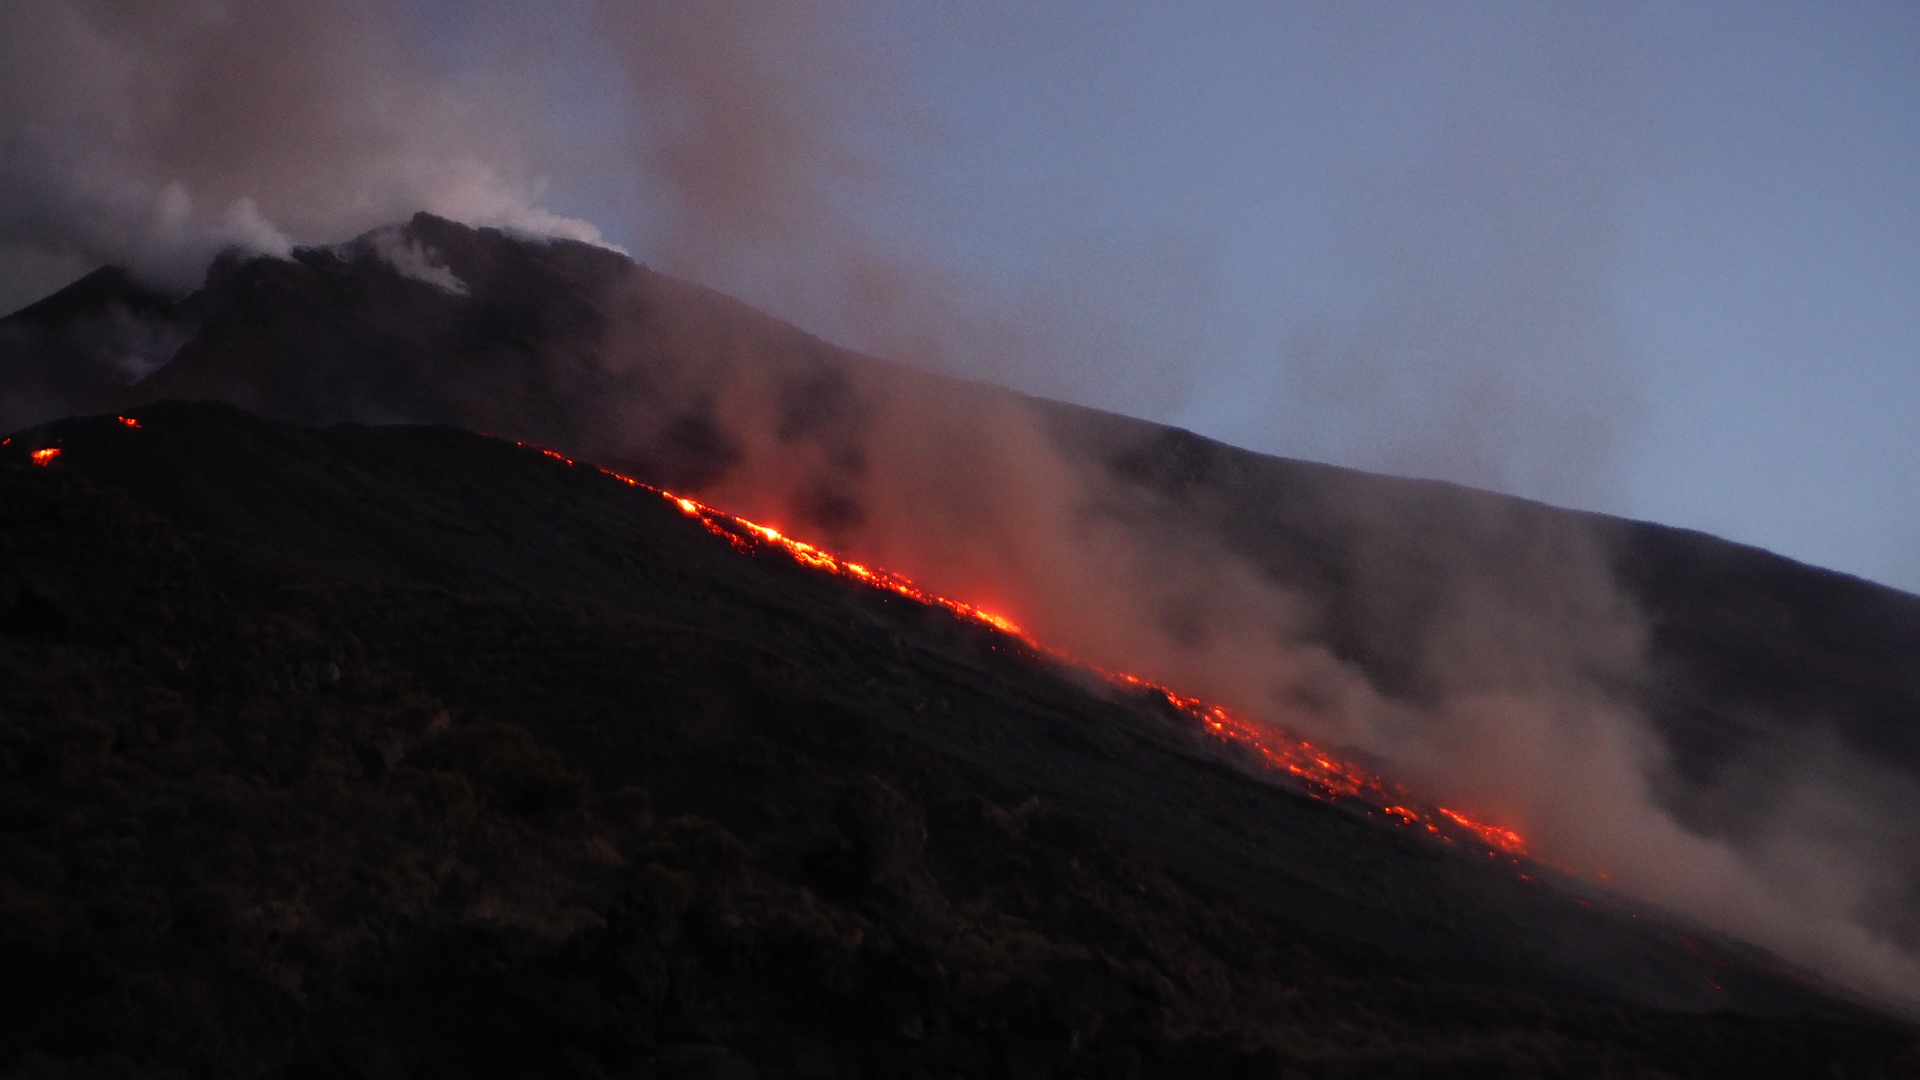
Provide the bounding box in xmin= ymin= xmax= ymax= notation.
xmin=420 ymin=720 xmax=592 ymax=818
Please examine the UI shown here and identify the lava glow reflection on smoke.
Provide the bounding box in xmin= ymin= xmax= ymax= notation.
xmin=510 ymin=443 xmax=1532 ymax=862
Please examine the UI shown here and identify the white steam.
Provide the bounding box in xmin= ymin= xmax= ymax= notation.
xmin=361 ymin=225 xmax=467 ymax=295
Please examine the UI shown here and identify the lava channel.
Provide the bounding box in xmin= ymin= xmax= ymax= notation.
xmin=519 ymin=439 xmax=1532 ymax=862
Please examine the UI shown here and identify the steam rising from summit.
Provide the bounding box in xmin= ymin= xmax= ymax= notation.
xmin=0 ymin=0 xmax=606 ymax=298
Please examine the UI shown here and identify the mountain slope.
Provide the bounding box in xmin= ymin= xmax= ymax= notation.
xmin=3 ymin=413 xmax=1917 ymax=1078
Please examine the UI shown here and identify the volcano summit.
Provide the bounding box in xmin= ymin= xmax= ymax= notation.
xmin=3 ymin=217 xmax=1918 ymax=1077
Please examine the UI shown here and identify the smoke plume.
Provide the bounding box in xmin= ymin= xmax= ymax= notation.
xmin=0 ymin=0 xmax=606 ymax=310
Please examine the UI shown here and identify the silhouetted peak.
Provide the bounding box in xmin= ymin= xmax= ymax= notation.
xmin=363 ymin=212 xmax=642 ymax=301
xmin=2 ymin=265 xmax=181 ymax=327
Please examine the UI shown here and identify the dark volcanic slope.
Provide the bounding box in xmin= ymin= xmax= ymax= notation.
xmin=0 ymin=266 xmax=198 ymax=433
xmin=9 ymin=442 xmax=1918 ymax=1079
xmin=9 ymin=404 xmax=1896 ymax=1035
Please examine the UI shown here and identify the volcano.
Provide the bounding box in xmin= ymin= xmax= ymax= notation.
xmin=3 ymin=217 xmax=1918 ymax=1077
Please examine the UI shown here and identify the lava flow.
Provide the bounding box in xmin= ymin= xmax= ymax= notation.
xmin=30 ymin=447 xmax=61 ymax=466
xmin=1108 ymin=673 xmax=1526 ymax=856
xmin=75 ymin=423 xmax=1533 ymax=862
xmin=513 ymin=445 xmax=1533 ymax=862
xmin=74 ymin=418 xmax=1532 ymax=860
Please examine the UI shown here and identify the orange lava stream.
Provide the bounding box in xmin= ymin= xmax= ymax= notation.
xmin=1102 ymin=672 xmax=1526 ymax=857
xmin=26 ymin=422 xmax=1533 ymax=861
xmin=536 ymin=441 xmax=1530 ymax=860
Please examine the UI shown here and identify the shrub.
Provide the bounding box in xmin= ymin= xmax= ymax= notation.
xmin=421 ymin=720 xmax=591 ymax=818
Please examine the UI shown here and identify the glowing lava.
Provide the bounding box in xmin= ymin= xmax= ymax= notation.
xmin=667 ymin=494 xmax=1025 ymax=636
xmin=30 ymin=447 xmax=60 ymax=466
xmin=503 ymin=443 xmax=1533 ymax=861
xmin=1105 ymin=674 xmax=1527 ymax=857
xmin=77 ymin=424 xmax=1533 ymax=862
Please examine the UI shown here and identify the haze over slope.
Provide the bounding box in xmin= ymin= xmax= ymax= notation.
xmin=6 ymin=216 xmax=1920 ymax=1014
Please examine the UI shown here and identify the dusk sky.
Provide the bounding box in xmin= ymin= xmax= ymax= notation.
xmin=4 ymin=0 xmax=1916 ymax=592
